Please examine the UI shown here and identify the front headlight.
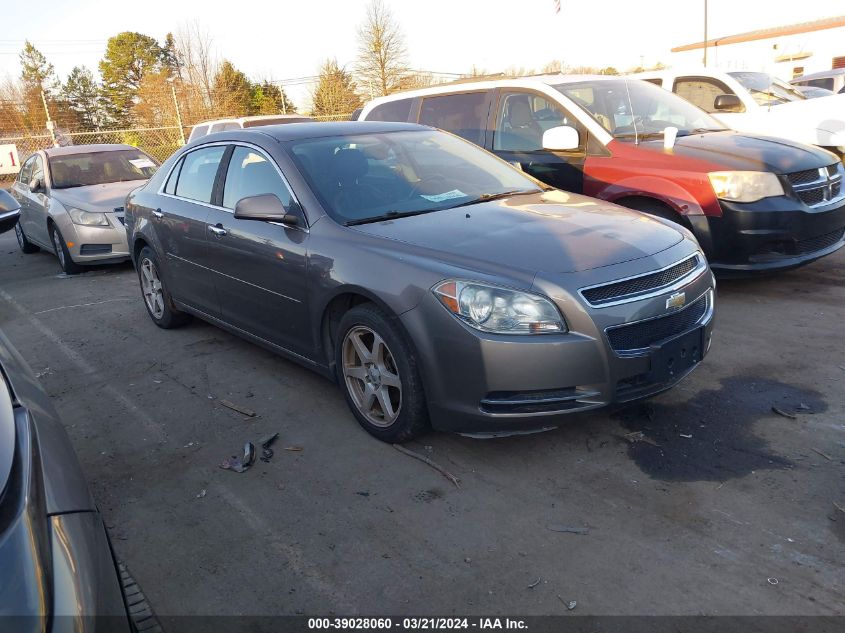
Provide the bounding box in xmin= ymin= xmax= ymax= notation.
xmin=707 ymin=171 xmax=784 ymax=203
xmin=433 ymin=280 xmax=567 ymax=334
xmin=68 ymin=208 xmax=109 ymax=226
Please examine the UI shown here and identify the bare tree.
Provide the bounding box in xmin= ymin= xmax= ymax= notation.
xmin=174 ymin=21 xmax=219 ymax=121
xmin=356 ymin=0 xmax=408 ymax=97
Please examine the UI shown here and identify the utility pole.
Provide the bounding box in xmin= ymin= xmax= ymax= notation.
xmin=41 ymin=90 xmax=57 ymax=146
xmin=703 ymin=0 xmax=709 ymax=67
xmin=170 ymin=81 xmax=186 ymax=145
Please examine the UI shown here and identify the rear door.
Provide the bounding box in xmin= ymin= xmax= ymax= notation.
xmin=157 ymin=144 xmax=226 ymax=316
xmin=204 ymin=144 xmax=311 ymax=355
xmin=489 ymin=90 xmax=587 ymax=193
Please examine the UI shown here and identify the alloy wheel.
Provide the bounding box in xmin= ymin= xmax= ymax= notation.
xmin=342 ymin=325 xmax=402 ymax=427
xmin=14 ymin=223 xmax=24 ymax=249
xmin=52 ymin=228 xmax=66 ymax=270
xmin=140 ymin=257 xmax=165 ymax=319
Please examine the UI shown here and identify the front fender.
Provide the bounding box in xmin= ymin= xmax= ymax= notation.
xmin=595 ymin=175 xmax=718 ymax=217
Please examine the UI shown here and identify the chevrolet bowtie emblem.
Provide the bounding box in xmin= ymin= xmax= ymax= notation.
xmin=666 ymin=292 xmax=686 ymax=310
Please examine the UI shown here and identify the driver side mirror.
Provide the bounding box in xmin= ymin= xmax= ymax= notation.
xmin=28 ymin=177 xmax=43 ymax=193
xmin=0 ymin=189 xmax=21 ymax=235
xmin=713 ymin=94 xmax=744 ymax=113
xmin=542 ymin=125 xmax=580 ymax=151
xmin=234 ymin=194 xmax=303 ymax=227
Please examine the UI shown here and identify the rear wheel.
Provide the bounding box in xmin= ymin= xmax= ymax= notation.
xmin=50 ymin=225 xmax=82 ymax=274
xmin=14 ymin=222 xmax=39 ymax=253
xmin=138 ymin=246 xmax=191 ymax=329
xmin=336 ymin=304 xmax=428 ymax=443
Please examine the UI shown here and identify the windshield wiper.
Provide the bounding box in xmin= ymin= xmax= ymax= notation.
xmin=345 ymin=209 xmax=438 ymax=226
xmin=679 ymin=127 xmax=726 ymax=136
xmin=614 ymin=132 xmax=666 ymax=141
xmin=446 ymin=189 xmax=539 ymax=209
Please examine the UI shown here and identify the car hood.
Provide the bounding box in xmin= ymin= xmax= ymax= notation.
xmin=350 ymin=190 xmax=684 ymax=273
xmin=643 ymin=130 xmax=837 ymax=173
xmin=51 ymin=180 xmax=147 ymax=212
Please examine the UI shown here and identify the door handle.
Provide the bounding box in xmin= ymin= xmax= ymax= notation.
xmin=209 ymin=224 xmax=227 ymax=237
xmin=152 ymin=208 xmax=163 ymax=219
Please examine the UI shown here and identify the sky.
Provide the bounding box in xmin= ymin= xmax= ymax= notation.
xmin=1 ymin=0 xmax=842 ymax=109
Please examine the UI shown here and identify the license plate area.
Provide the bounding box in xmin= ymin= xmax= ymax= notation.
xmin=648 ymin=327 xmax=704 ymax=384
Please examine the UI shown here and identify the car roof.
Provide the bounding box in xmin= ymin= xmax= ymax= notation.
xmin=791 ymin=68 xmax=845 ymax=81
xmin=364 ymin=74 xmax=620 ymax=104
xmin=193 ymin=114 xmax=312 ymax=127
xmin=44 ymin=143 xmax=138 ymax=157
xmin=193 ymin=121 xmax=429 ymax=144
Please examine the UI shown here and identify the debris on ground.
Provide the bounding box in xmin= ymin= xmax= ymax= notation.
xmin=622 ymin=431 xmax=659 ymax=447
xmin=392 ymin=444 xmax=460 ymax=488
xmin=767 ymin=577 xmax=779 ymax=585
xmin=356 ymin=491 xmax=370 ymax=497
xmin=195 ymin=489 xmax=207 ymax=499
xmin=680 ymin=433 xmax=693 ymax=439
xmin=547 ymin=525 xmax=590 ymax=535
xmin=797 ymin=403 xmax=812 ymax=411
xmin=557 ymin=596 xmax=577 ymax=610
xmin=527 ymin=577 xmax=541 ymax=589
xmin=771 ymin=406 xmax=797 ymax=420
xmin=34 ymin=367 xmax=51 ymax=378
xmin=833 ymin=502 xmax=845 ymax=514
xmin=810 ymin=448 xmax=833 ymax=461
xmin=284 ymin=446 xmax=303 ymax=452
xmin=220 ymin=442 xmax=256 ymax=473
xmin=259 ymin=432 xmax=279 ymax=463
xmin=219 ymin=399 xmax=256 ymax=418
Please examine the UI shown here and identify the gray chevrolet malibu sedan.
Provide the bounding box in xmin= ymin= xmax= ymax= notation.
xmin=125 ymin=122 xmax=715 ymax=442
xmin=11 ymin=144 xmax=158 ymax=274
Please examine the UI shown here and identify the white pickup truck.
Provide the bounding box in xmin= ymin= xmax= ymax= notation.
xmin=634 ymin=68 xmax=845 ymax=159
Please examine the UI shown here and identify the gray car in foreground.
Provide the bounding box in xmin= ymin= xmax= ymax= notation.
xmin=126 ymin=122 xmax=715 ymax=442
xmin=11 ymin=144 xmax=158 ymax=274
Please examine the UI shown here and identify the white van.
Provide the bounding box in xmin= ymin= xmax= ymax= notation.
xmin=634 ymin=68 xmax=845 ymax=159
xmin=187 ymin=114 xmax=313 ymax=143
xmin=791 ymin=69 xmax=845 ymax=96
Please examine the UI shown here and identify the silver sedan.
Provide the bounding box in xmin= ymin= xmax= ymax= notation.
xmin=11 ymin=144 xmax=158 ymax=274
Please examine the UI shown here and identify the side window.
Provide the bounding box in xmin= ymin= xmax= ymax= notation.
xmin=643 ymin=78 xmax=663 ymax=87
xmin=367 ymin=99 xmax=413 ymax=122
xmin=189 ymin=125 xmax=209 ymax=140
xmin=418 ymin=92 xmax=489 ymax=145
xmin=494 ymin=92 xmax=583 ymax=152
xmin=31 ymin=156 xmax=44 ymax=184
xmin=164 ymin=157 xmax=183 ymax=195
xmin=806 ymin=78 xmax=834 ymax=90
xmin=174 ymin=146 xmax=226 ymax=203
xmin=673 ymin=77 xmax=735 ymax=112
xmin=18 ymin=157 xmax=35 ymax=184
xmin=222 ymin=146 xmax=293 ymax=210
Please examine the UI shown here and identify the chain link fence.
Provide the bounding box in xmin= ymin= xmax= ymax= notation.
xmin=1 ymin=113 xmax=354 ymax=187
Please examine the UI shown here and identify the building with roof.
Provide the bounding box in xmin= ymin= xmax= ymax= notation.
xmin=670 ymin=15 xmax=845 ymax=80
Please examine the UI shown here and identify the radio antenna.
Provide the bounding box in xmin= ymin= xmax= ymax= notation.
xmin=624 ymin=78 xmax=639 ymax=145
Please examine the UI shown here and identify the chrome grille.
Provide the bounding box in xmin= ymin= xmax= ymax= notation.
xmin=789 ymin=163 xmax=843 ymax=208
xmin=606 ymin=292 xmax=709 ymax=353
xmin=580 ymin=254 xmax=701 ymax=307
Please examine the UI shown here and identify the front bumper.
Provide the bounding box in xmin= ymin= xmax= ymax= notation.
xmin=57 ymin=214 xmax=130 ymax=263
xmin=688 ymin=196 xmax=845 ymax=272
xmin=401 ymin=249 xmax=715 ymax=435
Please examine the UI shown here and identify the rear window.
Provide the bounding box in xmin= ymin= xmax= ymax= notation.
xmin=367 ymin=99 xmax=414 ymax=123
xmin=418 ymin=92 xmax=489 ymax=145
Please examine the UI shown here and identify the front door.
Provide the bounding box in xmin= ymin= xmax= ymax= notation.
xmin=490 ymin=91 xmax=586 ymax=193
xmin=205 ymin=145 xmax=311 ymax=356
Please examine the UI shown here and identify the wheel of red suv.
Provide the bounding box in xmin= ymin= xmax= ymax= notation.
xmin=336 ymin=304 xmax=428 ymax=443
xmin=137 ymin=246 xmax=191 ymax=329
xmin=50 ymin=224 xmax=82 ymax=274
xmin=14 ymin=222 xmax=39 ymax=253
xmin=620 ymin=197 xmax=692 ymax=230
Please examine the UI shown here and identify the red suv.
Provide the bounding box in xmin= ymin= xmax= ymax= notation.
xmin=360 ymin=76 xmax=845 ymax=272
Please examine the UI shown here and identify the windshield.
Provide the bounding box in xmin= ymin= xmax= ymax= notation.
xmin=728 ymin=72 xmax=806 ymax=106
xmin=49 ymin=149 xmax=158 ymax=189
xmin=554 ymin=79 xmax=726 ymax=140
xmin=286 ymin=129 xmax=542 ymax=225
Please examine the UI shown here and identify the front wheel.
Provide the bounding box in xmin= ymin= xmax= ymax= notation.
xmin=336 ymin=304 xmax=429 ymax=443
xmin=137 ymin=246 xmax=191 ymax=329
xmin=15 ymin=222 xmax=39 ymax=253
xmin=51 ymin=225 xmax=82 ymax=274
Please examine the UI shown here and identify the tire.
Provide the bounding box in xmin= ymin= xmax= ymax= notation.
xmin=14 ymin=222 xmax=39 ymax=254
xmin=335 ymin=303 xmax=429 ymax=443
xmin=137 ymin=246 xmax=191 ymax=329
xmin=118 ymin=562 xmax=164 ymax=633
xmin=50 ymin=224 xmax=83 ymax=274
xmin=619 ymin=197 xmax=692 ymax=230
